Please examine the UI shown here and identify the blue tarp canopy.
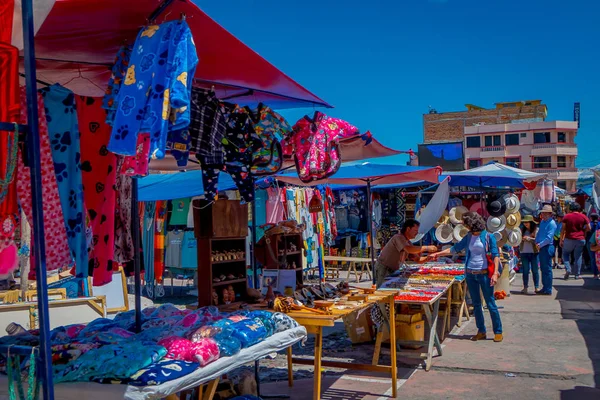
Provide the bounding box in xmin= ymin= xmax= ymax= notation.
xmin=276 ymin=163 xmax=440 ymax=187
xmin=329 ymin=181 xmax=429 ymax=191
xmin=138 ymin=171 xmax=236 ymax=201
xmin=442 ymin=162 xmax=546 ymax=188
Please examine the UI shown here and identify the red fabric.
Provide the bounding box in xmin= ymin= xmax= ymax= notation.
xmin=562 ymin=212 xmax=590 ymax=241
xmin=0 ymin=0 xmax=13 ymax=44
xmin=17 ymin=87 xmax=72 ymax=272
xmin=31 ymin=0 xmax=328 ymax=107
xmin=76 ymin=95 xmax=118 ymax=285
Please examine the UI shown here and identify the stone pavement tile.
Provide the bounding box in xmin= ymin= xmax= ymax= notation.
xmin=398 ymin=369 xmax=600 ymax=400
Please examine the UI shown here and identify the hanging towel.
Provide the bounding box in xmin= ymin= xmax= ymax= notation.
xmin=42 ymin=84 xmax=88 ymax=277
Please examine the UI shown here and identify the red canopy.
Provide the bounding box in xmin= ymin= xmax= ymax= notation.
xmin=30 ymin=0 xmax=330 ymax=108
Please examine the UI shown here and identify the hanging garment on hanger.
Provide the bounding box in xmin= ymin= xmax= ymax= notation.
xmin=77 ymin=95 xmax=118 ymax=285
xmin=180 ymin=230 xmax=197 ymax=269
xmin=0 ymin=43 xmax=20 ymax=254
xmin=200 ymin=104 xmax=262 ymax=202
xmin=113 ymin=157 xmax=134 ymax=263
xmin=266 ymin=187 xmax=284 ymax=224
xmin=42 ymin=84 xmax=88 ymax=277
xmin=108 ymin=21 xmax=198 ymax=158
xmin=143 ymin=202 xmax=157 ymax=285
xmin=102 ymin=45 xmax=132 ymax=126
xmin=169 ymin=198 xmax=191 ymax=226
xmin=165 ymin=230 xmax=184 ymax=268
xmin=0 ymin=0 xmax=14 ymax=44
xmin=16 ymin=87 xmax=71 ymax=272
xmin=154 ymin=200 xmax=167 ymax=284
xmin=287 ymin=111 xmax=358 ymax=182
xmin=247 ymin=103 xmax=291 ymax=176
xmin=119 ymin=133 xmax=151 ymax=177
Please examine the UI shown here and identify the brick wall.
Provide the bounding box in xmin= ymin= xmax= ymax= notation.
xmin=423 ymin=105 xmax=547 ymax=143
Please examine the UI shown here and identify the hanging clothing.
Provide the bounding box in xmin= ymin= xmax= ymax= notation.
xmin=77 ymin=95 xmax=118 ymax=285
xmin=108 ymin=21 xmax=198 ymax=159
xmin=0 ymin=0 xmax=14 ymax=44
xmin=119 ymin=133 xmax=151 ymax=177
xmin=42 ymin=84 xmax=88 ymax=277
xmin=165 ymin=230 xmax=184 ymax=268
xmin=180 ymin=231 xmax=197 ymax=269
xmin=102 ymin=45 xmax=132 ymax=126
xmin=169 ymin=198 xmax=191 ymax=226
xmin=143 ymin=202 xmax=157 ymax=284
xmin=113 ymin=158 xmax=134 ymax=263
xmin=266 ymin=187 xmax=284 ymax=224
xmin=188 ymin=87 xmax=227 ymax=166
xmin=247 ymin=103 xmax=291 ymax=176
xmin=287 ymin=112 xmax=358 ymax=182
xmin=154 ymin=200 xmax=167 ymax=283
xmin=16 ymin=87 xmax=71 ymax=271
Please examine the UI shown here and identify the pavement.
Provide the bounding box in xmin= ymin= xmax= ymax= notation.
xmin=259 ymin=269 xmax=600 ymax=399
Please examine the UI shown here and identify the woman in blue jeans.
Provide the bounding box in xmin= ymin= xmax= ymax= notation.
xmin=519 ymin=215 xmax=540 ymax=294
xmin=431 ymin=212 xmax=503 ymax=342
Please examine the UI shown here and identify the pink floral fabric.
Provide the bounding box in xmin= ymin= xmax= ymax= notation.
xmin=191 ymin=338 xmax=219 ymax=366
xmin=17 ymin=87 xmax=72 ymax=271
xmin=288 ymin=111 xmax=358 ymax=182
xmin=120 ymin=133 xmax=151 ymax=177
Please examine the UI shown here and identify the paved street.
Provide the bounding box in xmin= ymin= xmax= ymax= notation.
xmin=260 ymin=270 xmax=600 ymax=399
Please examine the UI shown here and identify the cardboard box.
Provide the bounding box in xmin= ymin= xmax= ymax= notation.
xmin=343 ymin=307 xmax=374 ymax=344
xmin=397 ymin=320 xmax=425 ymax=349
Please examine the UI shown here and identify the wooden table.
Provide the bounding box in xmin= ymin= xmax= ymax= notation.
xmin=323 ymin=256 xmax=373 ymax=283
xmin=285 ymin=291 xmax=397 ymax=400
xmin=376 ymin=280 xmax=453 ymax=371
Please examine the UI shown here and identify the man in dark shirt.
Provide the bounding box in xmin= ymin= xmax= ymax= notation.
xmin=560 ymin=203 xmax=591 ymax=279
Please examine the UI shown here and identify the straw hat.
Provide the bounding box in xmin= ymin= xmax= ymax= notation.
xmin=504 ymin=194 xmax=521 ymax=215
xmin=539 ymin=204 xmax=554 ymax=214
xmin=487 ymin=197 xmax=507 ymax=217
xmin=506 ymin=228 xmax=523 ymax=247
xmin=486 ymin=215 xmax=506 ymax=233
xmin=505 ymin=212 xmax=522 ymax=229
xmin=435 ymin=210 xmax=450 ymax=227
xmin=435 ymin=223 xmax=454 ymax=244
xmin=453 ymin=224 xmax=470 ymax=242
xmin=469 ymin=202 xmax=489 ymax=218
xmin=495 ymin=230 xmax=508 ymax=247
xmin=521 ymin=215 xmax=537 ymax=225
xmin=449 ymin=206 xmax=469 ymax=225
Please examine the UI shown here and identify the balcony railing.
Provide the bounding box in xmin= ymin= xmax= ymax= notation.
xmin=481 ymin=146 xmax=505 ymax=152
xmin=532 ymin=143 xmax=577 ymax=149
xmin=531 ymin=167 xmax=578 ymax=174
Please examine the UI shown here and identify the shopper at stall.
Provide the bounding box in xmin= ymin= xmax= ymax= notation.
xmin=429 ymin=212 xmax=503 ymax=342
xmin=553 ymin=213 xmax=564 ymax=269
xmin=586 ymin=213 xmax=599 ymax=279
xmin=374 ymin=219 xmax=437 ymax=288
xmin=520 ymin=215 xmax=540 ymax=294
xmin=536 ymin=205 xmax=557 ymax=295
xmin=589 ymin=224 xmax=600 ymax=280
xmin=560 ymin=203 xmax=590 ymax=280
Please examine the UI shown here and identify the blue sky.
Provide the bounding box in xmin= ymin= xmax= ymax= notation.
xmin=201 ymin=0 xmax=600 ymax=168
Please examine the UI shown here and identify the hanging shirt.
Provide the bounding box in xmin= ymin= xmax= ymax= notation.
xmin=266 ymin=187 xmax=284 ymax=224
xmin=108 ymin=21 xmax=198 ymax=158
xmin=247 ymin=103 xmax=291 ymax=176
xmin=165 ymin=230 xmax=184 ymax=268
xmin=180 ymin=231 xmax=197 ymax=269
xmin=102 ymin=45 xmax=132 ymax=126
xmin=170 ymin=198 xmax=191 ymax=226
xmin=188 ymin=88 xmax=227 ymax=165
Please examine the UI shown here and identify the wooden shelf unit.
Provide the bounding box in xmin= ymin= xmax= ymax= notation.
xmin=256 ymin=233 xmax=304 ymax=289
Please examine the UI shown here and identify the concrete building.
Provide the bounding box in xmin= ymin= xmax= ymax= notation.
xmin=422 ymin=100 xmax=578 ymax=191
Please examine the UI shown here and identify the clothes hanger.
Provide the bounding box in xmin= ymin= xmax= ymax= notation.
xmin=61 ymin=67 xmax=105 ymax=93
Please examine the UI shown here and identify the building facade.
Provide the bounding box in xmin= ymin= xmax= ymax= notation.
xmin=421 ymin=100 xmax=578 ymax=191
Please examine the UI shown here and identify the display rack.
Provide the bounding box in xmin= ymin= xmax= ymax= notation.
xmin=256 ymin=233 xmax=304 ymax=288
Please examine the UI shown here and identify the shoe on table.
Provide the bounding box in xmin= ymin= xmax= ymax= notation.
xmin=494 ymin=334 xmax=503 ymax=343
xmin=471 ymin=332 xmax=487 ymax=341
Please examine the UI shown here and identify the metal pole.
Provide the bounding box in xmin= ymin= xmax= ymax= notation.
xmin=21 ymin=0 xmax=54 ymax=397
xmin=366 ymin=180 xmax=376 ymax=284
xmin=251 ymin=179 xmax=258 ymax=288
xmin=132 ymin=178 xmax=142 ymax=332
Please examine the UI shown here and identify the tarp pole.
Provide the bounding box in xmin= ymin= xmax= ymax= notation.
xmin=251 ymin=180 xmax=258 ymax=288
xmin=21 ymin=0 xmax=54 ymax=397
xmin=132 ymin=178 xmax=142 ymax=332
xmin=366 ymin=179 xmax=376 ymax=284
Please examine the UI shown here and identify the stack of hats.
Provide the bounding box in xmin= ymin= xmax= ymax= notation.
xmin=485 ymin=194 xmax=523 ymax=248
xmin=434 ymin=206 xmax=469 ymax=244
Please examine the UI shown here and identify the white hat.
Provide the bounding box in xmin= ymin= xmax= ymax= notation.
xmin=486 ymin=215 xmax=506 ymax=233
xmin=453 ymin=224 xmax=469 ymax=242
xmin=496 ymin=230 xmax=508 ymax=247
xmin=435 ymin=223 xmax=454 ymax=244
xmin=506 ymin=228 xmax=523 ymax=247
xmin=449 ymin=206 xmax=469 ymax=225
xmin=435 ymin=210 xmax=450 ymax=227
xmin=505 ymin=212 xmax=522 ymax=229
xmin=492 ymin=230 xmax=503 ymax=243
xmin=504 ymin=194 xmax=521 ymax=215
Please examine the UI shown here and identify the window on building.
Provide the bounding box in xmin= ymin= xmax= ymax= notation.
xmin=466 ymin=136 xmax=481 ymax=148
xmin=493 ymin=135 xmax=501 ymax=146
xmin=533 ymin=156 xmax=552 ymax=169
xmin=520 ymin=133 xmax=527 ymax=138
xmin=484 ymin=136 xmax=492 ymax=147
xmin=484 ymin=135 xmax=501 ymax=146
xmin=534 ymin=132 xmax=551 ymax=143
xmin=505 ymin=157 xmax=520 ymax=167
xmin=557 ymin=132 xmax=566 ymax=143
xmin=557 ymin=156 xmax=567 ymax=168
xmin=505 ymin=134 xmax=519 ymax=146
xmin=557 ymin=181 xmax=567 ymax=190
xmin=468 ymin=159 xmax=482 ymax=169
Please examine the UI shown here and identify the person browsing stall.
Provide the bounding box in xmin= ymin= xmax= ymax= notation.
xmin=535 ymin=204 xmax=557 ymax=295
xmin=429 ymin=212 xmax=503 ymax=342
xmin=520 ymin=215 xmax=540 ymax=294
xmin=375 ymin=219 xmax=437 ymax=288
xmin=560 ymin=203 xmax=590 ymax=280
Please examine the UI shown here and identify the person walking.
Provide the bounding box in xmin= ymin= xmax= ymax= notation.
xmin=560 ymin=203 xmax=590 ymax=280
xmin=535 ymin=204 xmax=557 ymax=295
xmin=586 ymin=213 xmax=599 ymax=279
xmin=430 ymin=212 xmax=503 ymax=342
xmin=553 ymin=213 xmax=563 ymax=269
xmin=519 ymin=215 xmax=539 ymax=294
xmin=589 ymin=222 xmax=600 ymax=280
xmin=374 ymin=219 xmax=437 ymax=288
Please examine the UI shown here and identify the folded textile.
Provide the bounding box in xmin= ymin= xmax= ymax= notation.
xmin=128 ymin=359 xmax=199 ymax=386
